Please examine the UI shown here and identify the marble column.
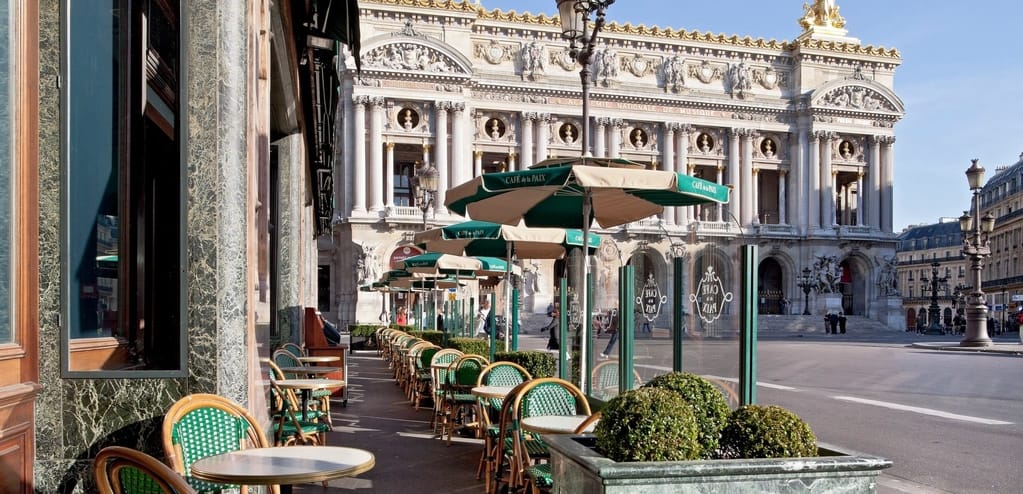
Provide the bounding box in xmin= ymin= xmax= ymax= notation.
xmin=751 ymin=168 xmax=760 ymax=224
xmin=676 ymin=124 xmax=692 ymax=225
xmin=609 ymin=119 xmax=623 ymax=158
xmin=508 ymin=151 xmax=517 ymax=171
xmin=473 ymin=149 xmax=483 ymax=177
xmin=727 ymin=129 xmax=741 ymax=224
xmin=855 ymin=171 xmax=864 ymax=226
xmin=822 ymin=132 xmax=836 ymax=227
xmin=868 ymin=135 xmax=882 ymax=229
xmin=716 ymin=164 xmax=725 ymax=222
xmin=792 ymin=130 xmax=806 ymax=232
xmin=881 ymin=136 xmax=895 ymax=233
xmin=537 ymin=113 xmax=551 ymax=161
xmin=521 ymin=112 xmax=535 ymax=169
xmin=368 ymin=97 xmax=385 ymax=213
xmin=740 ymin=130 xmax=754 ymax=225
xmin=385 ymin=142 xmax=395 ymax=209
xmin=778 ymin=169 xmax=787 ymax=224
xmin=808 ymin=131 xmax=822 ymax=231
xmin=342 ymin=92 xmax=354 ymax=216
xmin=434 ymin=101 xmax=450 ymax=214
xmin=594 ymin=117 xmax=608 ymax=157
xmin=451 ymin=103 xmax=467 ymax=187
xmin=351 ymin=95 xmax=368 ymax=213
xmin=662 ymin=123 xmax=677 ymax=225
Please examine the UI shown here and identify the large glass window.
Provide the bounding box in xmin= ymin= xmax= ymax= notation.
xmin=64 ymin=0 xmax=184 ymax=375
xmin=0 ymin=0 xmax=10 ymax=344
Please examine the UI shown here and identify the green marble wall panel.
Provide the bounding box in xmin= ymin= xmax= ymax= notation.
xmin=275 ymin=133 xmax=304 ymax=344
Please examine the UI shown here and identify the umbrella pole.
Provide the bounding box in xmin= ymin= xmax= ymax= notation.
xmin=504 ymin=243 xmax=512 ymax=351
xmin=580 ymin=195 xmax=592 ymax=392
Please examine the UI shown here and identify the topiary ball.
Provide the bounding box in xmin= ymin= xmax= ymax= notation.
xmin=594 ymin=387 xmax=701 ymax=462
xmin=719 ymin=405 xmax=818 ymax=459
xmin=643 ymin=372 xmax=731 ymax=458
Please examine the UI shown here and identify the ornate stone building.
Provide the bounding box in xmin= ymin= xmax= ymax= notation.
xmin=323 ymin=0 xmax=906 ymax=330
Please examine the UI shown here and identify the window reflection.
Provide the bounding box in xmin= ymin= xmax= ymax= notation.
xmin=0 ymin=0 xmax=12 ymax=343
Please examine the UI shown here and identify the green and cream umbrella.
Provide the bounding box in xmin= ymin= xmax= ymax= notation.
xmin=445 ymin=157 xmax=730 ymax=389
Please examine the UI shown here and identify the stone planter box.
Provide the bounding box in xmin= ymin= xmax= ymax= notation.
xmin=546 ymin=435 xmax=892 ymax=494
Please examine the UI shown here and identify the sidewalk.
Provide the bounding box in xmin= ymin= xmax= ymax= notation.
xmin=293 ymin=350 xmax=486 ymax=493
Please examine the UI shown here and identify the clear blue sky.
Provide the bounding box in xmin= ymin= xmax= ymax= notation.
xmin=479 ymin=0 xmax=1023 ymax=231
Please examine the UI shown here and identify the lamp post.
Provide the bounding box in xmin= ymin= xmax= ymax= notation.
xmin=796 ymin=267 xmax=814 ymax=315
xmin=959 ymin=158 xmax=996 ymax=347
xmin=412 ymin=161 xmax=438 ymax=231
xmin=556 ymin=0 xmax=615 ymax=158
xmin=919 ymin=261 xmax=949 ymax=335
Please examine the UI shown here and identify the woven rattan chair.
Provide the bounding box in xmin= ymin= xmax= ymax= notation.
xmin=412 ymin=346 xmax=441 ymax=410
xmin=440 ymin=354 xmax=490 ymax=445
xmin=475 ymin=361 xmax=533 ymax=491
xmin=272 ymin=348 xmax=334 ymax=428
xmin=162 ymin=393 xmax=278 ymax=494
xmin=428 ymin=348 xmax=464 ymax=432
xmin=265 ymin=360 xmax=331 ymax=446
xmin=591 ymin=360 xmax=644 ymax=401
xmin=280 ymin=341 xmax=306 ymax=358
xmin=94 ymin=446 xmax=197 ymax=494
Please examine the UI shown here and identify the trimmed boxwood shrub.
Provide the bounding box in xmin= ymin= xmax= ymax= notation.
xmin=494 ymin=351 xmax=555 ymax=378
xmin=446 ymin=337 xmax=505 ymax=356
xmin=594 ymin=387 xmax=701 ymax=462
xmin=643 ymin=372 xmax=731 ymax=458
xmin=348 ymin=324 xmax=381 ymax=338
xmin=719 ymin=404 xmax=817 ymax=459
xmin=408 ymin=330 xmax=444 ymax=346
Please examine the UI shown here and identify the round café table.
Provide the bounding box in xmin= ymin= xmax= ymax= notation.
xmin=470 ymin=385 xmax=515 ymax=400
xmin=191 ymin=445 xmax=374 ymax=494
xmin=278 ymin=366 xmax=341 ymax=377
xmin=297 ymin=355 xmax=340 ymax=364
xmin=520 ymin=415 xmax=596 ymax=434
xmin=275 ymin=379 xmax=345 ymax=420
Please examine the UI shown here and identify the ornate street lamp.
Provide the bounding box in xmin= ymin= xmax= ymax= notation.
xmin=919 ymin=261 xmax=949 ymax=335
xmin=556 ymin=0 xmax=615 ymax=157
xmin=959 ymin=158 xmax=996 ymax=347
xmin=412 ymin=161 xmax=438 ymax=231
xmin=796 ymin=267 xmax=815 ymax=315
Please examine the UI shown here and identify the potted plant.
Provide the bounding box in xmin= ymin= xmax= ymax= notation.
xmin=545 ymin=372 xmax=892 ymax=493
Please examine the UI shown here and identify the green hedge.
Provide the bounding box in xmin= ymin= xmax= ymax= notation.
xmin=408 ymin=330 xmax=445 ymax=346
xmin=348 ymin=324 xmax=381 ymax=337
xmin=446 ymin=337 xmax=505 ymax=356
xmin=494 ymin=350 xmax=556 ymax=378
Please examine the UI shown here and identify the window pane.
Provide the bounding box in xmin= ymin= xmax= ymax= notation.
xmin=0 ymin=0 xmax=10 ymax=343
xmin=68 ymin=0 xmax=120 ymax=339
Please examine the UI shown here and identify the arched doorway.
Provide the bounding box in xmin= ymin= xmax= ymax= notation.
xmin=757 ymin=258 xmax=783 ymax=314
xmin=838 ymin=257 xmax=867 ymax=316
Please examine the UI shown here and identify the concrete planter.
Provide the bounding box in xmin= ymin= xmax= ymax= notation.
xmin=546 ymin=435 xmax=892 ymax=494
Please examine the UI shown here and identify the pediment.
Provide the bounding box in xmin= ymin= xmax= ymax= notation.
xmin=360 ymin=33 xmax=472 ymax=76
xmin=810 ymin=78 xmax=904 ymax=115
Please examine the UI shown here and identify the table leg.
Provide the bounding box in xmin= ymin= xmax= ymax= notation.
xmin=301 ymin=390 xmax=310 ymax=421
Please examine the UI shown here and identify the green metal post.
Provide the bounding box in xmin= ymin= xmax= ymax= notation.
xmin=559 ymin=277 xmax=569 ymax=381
xmin=489 ymin=292 xmax=497 ymax=362
xmin=741 ymin=244 xmax=758 ymax=405
xmin=585 ymin=275 xmax=594 ymax=396
xmin=511 ymin=287 xmax=520 ymax=351
xmin=673 ymin=256 xmax=685 ymax=372
xmin=619 ymin=265 xmax=635 ymax=394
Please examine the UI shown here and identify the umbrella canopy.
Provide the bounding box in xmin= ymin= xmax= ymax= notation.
xmin=403 ymin=252 xmax=483 ymax=277
xmin=444 ymin=156 xmax=729 ymax=391
xmin=414 ymin=220 xmax=599 ymax=259
xmin=446 ymin=157 xmax=729 ymax=229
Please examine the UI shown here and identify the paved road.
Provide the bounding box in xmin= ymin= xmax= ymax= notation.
xmin=514 ymin=328 xmax=1022 ymax=493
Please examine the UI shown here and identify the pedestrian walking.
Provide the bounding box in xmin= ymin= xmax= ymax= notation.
xmin=828 ymin=312 xmax=839 ymax=334
xmin=838 ymin=312 xmax=847 ymax=334
xmin=600 ymin=309 xmax=619 ymax=358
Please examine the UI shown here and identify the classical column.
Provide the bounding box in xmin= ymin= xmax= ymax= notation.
xmin=790 ymin=132 xmax=804 ymax=231
xmin=778 ymin=169 xmax=787 ymax=224
xmin=868 ymin=135 xmax=882 ymax=229
xmin=740 ymin=130 xmax=755 ymax=225
xmin=594 ymin=117 xmax=608 ymax=157
xmin=521 ymin=112 xmax=535 ymax=170
xmin=451 ymin=102 xmax=467 ymax=187
xmin=385 ymin=141 xmax=395 ymax=209
xmin=808 ymin=131 xmax=822 ymax=231
xmin=351 ymin=95 xmax=368 ymax=213
xmin=473 ymin=149 xmax=483 ymax=177
xmin=716 ymin=164 xmax=725 ymax=222
xmin=821 ymin=132 xmax=836 ymax=227
xmin=434 ymin=101 xmax=450 ymax=214
xmin=507 ymin=151 xmax=517 ymax=172
xmin=676 ymin=124 xmax=692 ymax=225
xmin=662 ymin=123 xmax=677 ymax=225
xmin=751 ymin=168 xmax=760 ymax=224
xmin=368 ymin=97 xmax=385 ymax=212
xmin=609 ymin=119 xmax=623 ymax=158
xmin=342 ymin=92 xmax=354 ymax=216
xmin=727 ymin=129 xmax=741 ymax=224
xmin=855 ymin=171 xmax=864 ymax=226
xmin=536 ymin=113 xmax=551 ymax=161
xmin=881 ymin=136 xmax=895 ymax=233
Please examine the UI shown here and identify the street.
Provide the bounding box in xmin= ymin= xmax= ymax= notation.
xmin=516 ymin=328 xmax=1022 ymax=493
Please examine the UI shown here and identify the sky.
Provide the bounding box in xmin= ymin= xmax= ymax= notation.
xmin=478 ymin=0 xmax=1023 ymax=231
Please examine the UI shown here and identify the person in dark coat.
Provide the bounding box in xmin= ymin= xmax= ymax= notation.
xmin=828 ymin=312 xmax=839 ymax=334
xmin=838 ymin=312 xmax=847 ymax=334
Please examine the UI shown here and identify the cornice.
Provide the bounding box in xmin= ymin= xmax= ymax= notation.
xmin=363 ymin=0 xmax=480 ymax=14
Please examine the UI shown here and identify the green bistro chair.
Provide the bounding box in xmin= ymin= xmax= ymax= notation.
xmin=428 ymin=348 xmax=464 ymax=432
xmin=413 ymin=345 xmax=440 ymax=410
xmin=265 ymin=360 xmax=332 ymax=446
xmin=280 ymin=341 xmax=306 ymax=358
xmin=475 ymin=361 xmax=533 ymax=490
xmin=272 ymin=348 xmax=334 ymax=428
xmin=94 ymin=446 xmax=197 ymax=494
xmin=162 ymin=394 xmax=278 ymax=494
xmin=441 ymin=354 xmax=490 ymax=445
